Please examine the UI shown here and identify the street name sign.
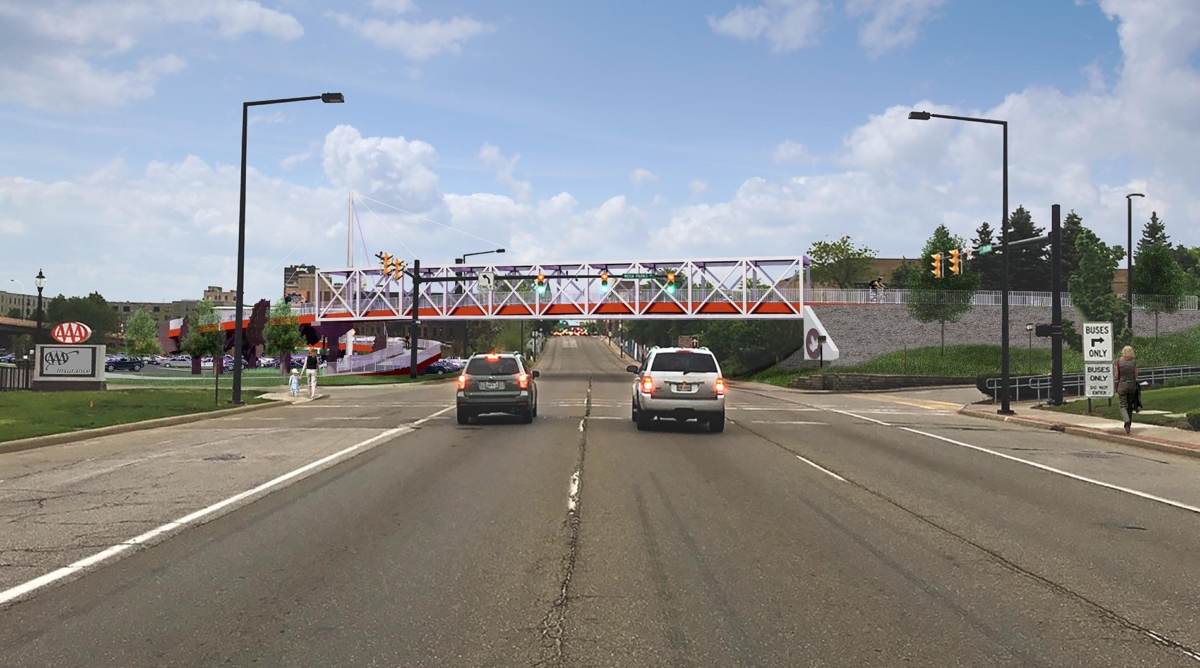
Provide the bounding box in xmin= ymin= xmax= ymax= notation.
xmin=1083 ymin=321 xmax=1113 ymax=398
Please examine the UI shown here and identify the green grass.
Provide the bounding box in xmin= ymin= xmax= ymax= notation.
xmin=740 ymin=325 xmax=1200 ymax=388
xmin=106 ymin=372 xmax=454 ymax=389
xmin=1039 ymin=384 xmax=1200 ymax=430
xmin=0 ymin=389 xmax=268 ymax=443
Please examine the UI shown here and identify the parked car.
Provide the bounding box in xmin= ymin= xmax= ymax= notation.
xmin=162 ymin=356 xmax=192 ymax=368
xmin=105 ymin=357 xmax=145 ymax=372
xmin=420 ymin=360 xmax=457 ymax=376
xmin=0 ymin=353 xmax=16 ymax=364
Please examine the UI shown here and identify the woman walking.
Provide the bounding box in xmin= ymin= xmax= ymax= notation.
xmin=1115 ymin=345 xmax=1138 ymax=434
xmin=303 ymin=347 xmax=321 ymax=399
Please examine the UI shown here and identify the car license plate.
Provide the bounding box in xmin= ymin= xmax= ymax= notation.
xmin=676 ymin=382 xmax=691 ymax=391
xmin=482 ymin=381 xmax=502 ymax=390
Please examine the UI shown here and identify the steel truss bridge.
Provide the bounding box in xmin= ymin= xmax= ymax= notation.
xmin=314 ymin=257 xmax=806 ymax=322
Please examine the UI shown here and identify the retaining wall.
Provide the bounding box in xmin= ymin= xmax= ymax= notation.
xmin=783 ymin=305 xmax=1200 ymax=369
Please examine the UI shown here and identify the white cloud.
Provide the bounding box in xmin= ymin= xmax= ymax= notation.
xmin=0 ymin=218 xmax=26 ymax=235
xmin=280 ymin=151 xmax=312 ymax=169
xmin=688 ymin=180 xmax=709 ymax=198
xmin=630 ymin=168 xmax=660 ymax=188
xmin=0 ymin=0 xmax=300 ymax=111
xmin=709 ymin=0 xmax=826 ymax=53
xmin=773 ymin=140 xmax=811 ymax=164
xmin=329 ymin=2 xmax=492 ymax=61
xmin=370 ymin=0 xmax=418 ymax=14
xmin=479 ymin=143 xmax=532 ymax=202
xmin=321 ymin=124 xmax=442 ymax=210
xmin=845 ymin=0 xmax=946 ymax=56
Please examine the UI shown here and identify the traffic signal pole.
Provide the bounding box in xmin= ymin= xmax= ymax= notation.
xmin=409 ymin=259 xmax=420 ymax=379
xmin=1050 ymin=204 xmax=1064 ymax=406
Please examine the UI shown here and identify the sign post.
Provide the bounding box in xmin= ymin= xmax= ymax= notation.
xmin=1083 ymin=321 xmax=1113 ymax=401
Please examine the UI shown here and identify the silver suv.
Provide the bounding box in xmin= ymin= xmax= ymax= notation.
xmin=457 ymin=353 xmax=540 ymax=425
xmin=628 ymin=347 xmax=726 ymax=432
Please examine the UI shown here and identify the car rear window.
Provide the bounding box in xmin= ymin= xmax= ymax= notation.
xmin=649 ymin=352 xmax=718 ymax=373
xmin=466 ymin=357 xmax=521 ymax=375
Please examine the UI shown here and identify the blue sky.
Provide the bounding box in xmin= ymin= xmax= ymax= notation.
xmin=1 ymin=0 xmax=1196 ymax=302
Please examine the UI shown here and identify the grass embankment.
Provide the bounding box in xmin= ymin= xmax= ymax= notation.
xmin=107 ymin=370 xmax=454 ymax=389
xmin=0 ymin=389 xmax=268 ymax=443
xmin=1040 ymin=384 xmax=1200 ymax=431
xmin=743 ymin=325 xmax=1200 ymax=388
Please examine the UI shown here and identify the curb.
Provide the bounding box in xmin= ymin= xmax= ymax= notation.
xmin=957 ymin=407 xmax=1200 ymax=461
xmin=0 ymin=398 xmax=298 ymax=456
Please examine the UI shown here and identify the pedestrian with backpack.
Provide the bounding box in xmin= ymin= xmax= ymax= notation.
xmin=303 ymin=347 xmax=320 ymax=399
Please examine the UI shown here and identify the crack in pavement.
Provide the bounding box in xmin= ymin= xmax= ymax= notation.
xmin=535 ymin=376 xmax=591 ymax=667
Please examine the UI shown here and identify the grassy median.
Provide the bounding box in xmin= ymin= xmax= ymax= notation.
xmin=0 ymin=389 xmax=268 ymax=443
xmin=105 ymin=371 xmax=454 ymax=389
xmin=1038 ymin=384 xmax=1200 ymax=430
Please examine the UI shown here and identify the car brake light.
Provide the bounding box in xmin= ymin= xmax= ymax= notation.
xmin=486 ymin=353 xmax=500 ymax=361
xmin=517 ymin=373 xmax=529 ymax=389
xmin=641 ymin=376 xmax=654 ymax=393
xmin=714 ymin=377 xmax=726 ymax=396
xmin=457 ymin=374 xmax=467 ymax=390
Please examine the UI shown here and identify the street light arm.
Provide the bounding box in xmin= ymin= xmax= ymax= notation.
xmin=926 ymin=112 xmax=1006 ymax=126
xmin=245 ymin=95 xmax=322 ymax=107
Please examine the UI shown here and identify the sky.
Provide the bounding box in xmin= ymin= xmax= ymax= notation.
xmin=1 ymin=0 xmax=1198 ymax=303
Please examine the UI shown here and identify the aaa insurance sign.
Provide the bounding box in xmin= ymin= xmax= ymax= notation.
xmin=1084 ymin=321 xmax=1113 ymax=398
xmin=51 ymin=322 xmax=93 ymax=344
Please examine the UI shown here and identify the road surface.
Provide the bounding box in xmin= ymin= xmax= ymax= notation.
xmin=3 ymin=336 xmax=1200 ymax=666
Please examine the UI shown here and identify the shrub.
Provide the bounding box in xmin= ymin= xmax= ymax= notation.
xmin=1188 ymin=409 xmax=1200 ymax=432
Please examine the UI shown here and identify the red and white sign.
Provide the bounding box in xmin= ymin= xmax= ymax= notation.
xmin=51 ymin=322 xmax=93 ymax=344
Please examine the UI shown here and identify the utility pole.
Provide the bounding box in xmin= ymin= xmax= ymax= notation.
xmin=409 ymin=259 xmax=420 ymax=379
xmin=1050 ymin=204 xmax=1064 ymax=406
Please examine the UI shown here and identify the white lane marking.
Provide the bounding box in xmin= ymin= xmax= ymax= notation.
xmin=828 ymin=408 xmax=892 ymax=426
xmin=795 ymin=454 xmax=846 ymax=482
xmin=586 ymin=416 xmax=623 ymax=420
xmin=751 ymin=420 xmax=827 ymax=425
xmin=313 ymin=416 xmax=384 ymax=421
xmin=412 ymin=406 xmax=454 ymax=427
xmin=579 ymin=419 xmax=585 ymax=432
xmin=0 ymin=410 xmax=439 ymax=607
xmin=900 ymin=427 xmax=1200 ymax=516
xmin=567 ymin=470 xmax=581 ymax=512
xmin=729 ymin=406 xmax=821 ymax=412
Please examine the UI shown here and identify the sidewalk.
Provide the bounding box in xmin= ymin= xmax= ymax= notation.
xmin=960 ymin=400 xmax=1200 ymax=460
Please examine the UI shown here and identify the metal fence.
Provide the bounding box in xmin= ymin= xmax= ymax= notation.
xmin=983 ymin=364 xmax=1200 ymax=402
xmin=807 ymin=288 xmax=1199 ymax=310
xmin=0 ymin=361 xmax=33 ymax=391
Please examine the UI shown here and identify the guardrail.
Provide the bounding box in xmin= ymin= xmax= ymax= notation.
xmin=983 ymin=364 xmax=1200 ymax=402
xmin=0 ymin=361 xmax=33 ymax=391
xmin=807 ymin=289 xmax=1198 ymax=310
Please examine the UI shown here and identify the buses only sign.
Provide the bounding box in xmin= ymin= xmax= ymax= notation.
xmin=1084 ymin=321 xmax=1113 ymax=398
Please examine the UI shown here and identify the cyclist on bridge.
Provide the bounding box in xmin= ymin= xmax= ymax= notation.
xmin=869 ymin=275 xmax=888 ymax=302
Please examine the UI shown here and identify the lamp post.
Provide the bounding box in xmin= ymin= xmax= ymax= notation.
xmin=909 ymin=110 xmax=1012 ymax=414
xmin=454 ymin=248 xmax=505 ymax=264
xmin=231 ymin=93 xmax=344 ymax=405
xmin=1125 ymin=193 xmax=1144 ymax=334
xmin=34 ymin=270 xmax=45 ymax=341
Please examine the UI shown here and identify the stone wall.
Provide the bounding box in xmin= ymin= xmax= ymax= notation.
xmin=789 ymin=374 xmax=975 ymax=391
xmin=784 ymin=304 xmax=1200 ymax=369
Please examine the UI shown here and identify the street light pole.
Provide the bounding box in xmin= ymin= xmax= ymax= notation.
xmin=909 ymin=110 xmax=1012 ymax=414
xmin=453 ymin=249 xmax=504 ymax=359
xmin=1126 ymin=193 xmax=1144 ymax=334
xmin=34 ymin=270 xmax=45 ymax=342
xmin=231 ymin=92 xmax=343 ymax=405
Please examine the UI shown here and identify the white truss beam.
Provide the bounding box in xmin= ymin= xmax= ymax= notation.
xmin=315 ymin=257 xmax=805 ymax=322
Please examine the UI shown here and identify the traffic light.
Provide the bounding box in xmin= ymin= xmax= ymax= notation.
xmin=949 ymin=248 xmax=962 ymax=276
xmin=378 ymin=252 xmax=393 ymax=273
xmin=665 ymin=270 xmax=677 ymax=295
xmin=390 ymin=259 xmax=406 ymax=281
xmin=930 ymin=252 xmax=944 ymax=279
xmin=535 ymin=272 xmax=547 ymax=295
xmin=599 ymin=270 xmax=609 ymax=293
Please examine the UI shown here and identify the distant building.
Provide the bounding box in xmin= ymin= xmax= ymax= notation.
xmin=108 ymin=300 xmax=198 ymax=326
xmin=0 ymin=289 xmax=36 ymax=319
xmin=283 ymin=264 xmax=317 ymax=304
xmin=203 ymin=286 xmax=237 ymax=307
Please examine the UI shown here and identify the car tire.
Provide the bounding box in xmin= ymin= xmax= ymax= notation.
xmin=636 ymin=409 xmax=652 ymax=431
xmin=532 ymin=403 xmax=538 ymax=418
xmin=709 ymin=412 xmax=726 ymax=433
xmin=631 ymin=402 xmax=638 ymax=422
xmin=520 ymin=408 xmax=534 ymax=424
xmin=105 ymin=364 xmax=114 ymax=372
xmin=457 ymin=408 xmax=471 ymax=425
xmin=133 ymin=364 xmax=142 ymax=372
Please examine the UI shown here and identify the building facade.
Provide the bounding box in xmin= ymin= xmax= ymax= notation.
xmin=203 ymin=286 xmax=238 ymax=307
xmin=0 ymin=289 xmax=37 ymax=319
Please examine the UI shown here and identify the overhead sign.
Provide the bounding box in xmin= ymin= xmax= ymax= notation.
xmin=1083 ymin=321 xmax=1112 ymax=362
xmin=478 ymin=271 xmax=496 ymax=291
xmin=621 ymin=273 xmax=658 ymax=279
xmin=51 ymin=322 xmax=92 ymax=344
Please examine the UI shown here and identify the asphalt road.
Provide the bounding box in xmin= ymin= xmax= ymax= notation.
xmin=3 ymin=337 xmax=1200 ymax=666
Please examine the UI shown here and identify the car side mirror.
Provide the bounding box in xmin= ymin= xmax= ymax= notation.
xmin=626 ymin=364 xmax=640 ymax=374
xmin=531 ymin=370 xmax=540 ymax=378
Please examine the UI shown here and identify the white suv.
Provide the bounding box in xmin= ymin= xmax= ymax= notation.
xmin=628 ymin=347 xmax=726 ymax=433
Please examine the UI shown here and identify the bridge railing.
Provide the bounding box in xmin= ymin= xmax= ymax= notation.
xmin=983 ymin=364 xmax=1200 ymax=402
xmin=806 ymin=289 xmax=1198 ymax=310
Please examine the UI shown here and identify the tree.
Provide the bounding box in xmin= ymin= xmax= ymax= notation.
xmin=1136 ymin=211 xmax=1169 ymax=257
xmin=179 ymin=300 xmax=224 ymax=365
xmin=4 ymin=307 xmax=22 ymax=319
xmin=1006 ymin=206 xmax=1050 ymax=291
xmin=888 ymin=257 xmax=921 ymax=289
xmin=1132 ymin=234 xmax=1186 ymax=338
xmin=1063 ymin=228 xmax=1130 ymax=352
xmin=46 ymin=292 xmax=120 ymax=339
xmin=1061 ymin=210 xmax=1086 ymax=279
xmin=907 ymin=225 xmax=981 ymax=354
xmin=807 ymin=235 xmax=877 ymax=288
xmin=124 ymin=309 xmax=162 ymax=356
xmin=11 ymin=333 xmax=33 ymax=358
xmin=1173 ymin=244 xmax=1200 ymax=297
xmin=970 ymin=222 xmax=1003 ymax=290
xmin=264 ymin=298 xmax=303 ymax=373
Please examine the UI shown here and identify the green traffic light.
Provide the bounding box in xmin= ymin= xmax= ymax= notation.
xmin=665 ymin=284 xmax=676 ymax=295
